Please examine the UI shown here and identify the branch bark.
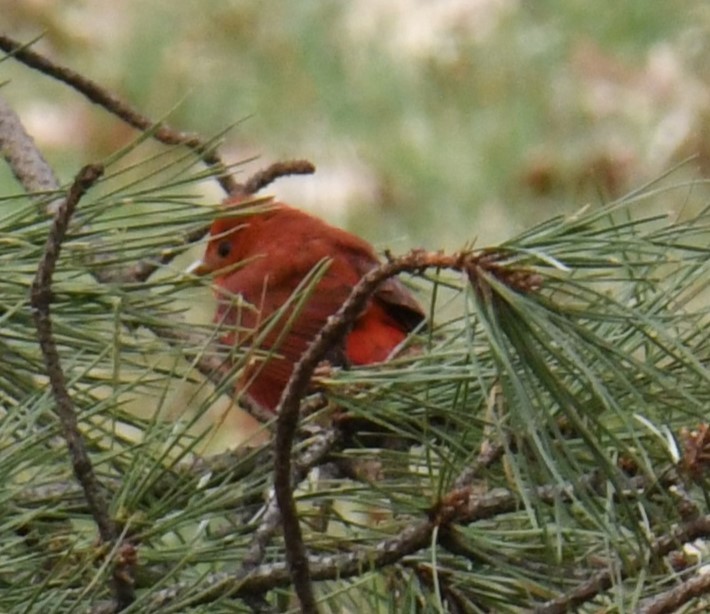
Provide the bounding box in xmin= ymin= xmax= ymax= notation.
xmin=29 ymin=163 xmax=135 ymax=610
xmin=638 ymin=571 xmax=710 ymax=614
xmin=0 ymin=94 xmax=61 ymax=210
xmin=536 ymin=515 xmax=710 ymax=614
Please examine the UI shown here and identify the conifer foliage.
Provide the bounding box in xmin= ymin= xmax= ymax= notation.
xmin=1 ymin=34 xmax=709 ymax=613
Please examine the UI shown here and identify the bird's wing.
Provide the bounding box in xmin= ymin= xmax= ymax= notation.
xmin=215 ymin=253 xmax=357 ymax=410
xmin=217 ymin=248 xmax=356 ymax=346
xmin=338 ymin=241 xmax=426 ymax=332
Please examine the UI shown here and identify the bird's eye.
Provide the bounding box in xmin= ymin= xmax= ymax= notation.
xmin=216 ymin=240 xmax=232 ymax=258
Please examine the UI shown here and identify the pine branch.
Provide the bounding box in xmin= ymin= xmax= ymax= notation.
xmin=536 ymin=515 xmax=710 ymax=613
xmin=0 ymin=90 xmax=274 ymax=426
xmin=242 ymin=159 xmax=316 ymax=195
xmin=638 ymin=572 xmax=710 ymax=614
xmin=2 ymin=30 xmax=709 ymax=612
xmin=146 ymin=487 xmax=470 ymax=609
xmin=273 ymin=247 xmax=542 ymax=610
xmin=0 ymin=94 xmax=61 ymax=211
xmin=29 ymin=163 xmax=135 ymax=610
xmin=240 ymin=426 xmax=340 ymax=576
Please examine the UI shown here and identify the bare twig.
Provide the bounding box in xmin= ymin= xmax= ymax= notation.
xmin=92 ymin=157 xmax=316 ymax=284
xmin=637 ymin=571 xmax=710 ymax=614
xmin=535 ymin=515 xmax=710 ymax=614
xmin=0 ymin=33 xmax=239 ymax=196
xmin=0 ymin=94 xmax=62 ymax=210
xmin=453 ymin=439 xmax=506 ymax=490
xmin=240 ymin=426 xmax=340 ymax=582
xmin=29 ymin=163 xmax=135 ymax=609
xmin=242 ymin=159 xmax=316 ymax=195
xmin=148 ymin=485 xmax=478 ymax=609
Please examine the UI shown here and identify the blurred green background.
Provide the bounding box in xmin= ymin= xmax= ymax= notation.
xmin=2 ymin=0 xmax=709 ymax=250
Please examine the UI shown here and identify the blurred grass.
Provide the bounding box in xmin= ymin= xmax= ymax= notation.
xmin=1 ymin=0 xmax=709 ymax=249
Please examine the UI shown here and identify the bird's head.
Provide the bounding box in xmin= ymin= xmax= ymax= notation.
xmin=187 ymin=195 xmax=279 ymax=277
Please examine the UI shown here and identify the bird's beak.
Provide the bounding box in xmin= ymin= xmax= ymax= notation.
xmin=186 ymin=259 xmax=211 ymax=276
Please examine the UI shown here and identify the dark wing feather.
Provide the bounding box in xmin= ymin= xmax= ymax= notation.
xmin=338 ymin=241 xmax=426 ymax=333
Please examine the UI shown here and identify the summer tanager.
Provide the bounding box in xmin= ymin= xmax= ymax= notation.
xmin=190 ymin=196 xmax=425 ymax=413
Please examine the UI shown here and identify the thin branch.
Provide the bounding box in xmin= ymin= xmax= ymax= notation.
xmin=242 ymin=159 xmax=316 ymax=195
xmin=236 ymin=425 xmax=340 ymax=609
xmin=637 ymin=571 xmax=710 ymax=614
xmin=0 ymin=94 xmax=62 ymax=211
xmin=0 ymin=33 xmax=239 ymax=196
xmin=29 ymin=163 xmax=135 ymax=609
xmin=453 ymin=438 xmax=506 ymax=491
xmin=148 ymin=486 xmax=474 ymax=609
xmin=272 ymin=248 xmax=541 ymax=612
xmin=535 ymin=515 xmax=710 ymax=614
xmin=93 ymin=222 xmax=212 ymax=284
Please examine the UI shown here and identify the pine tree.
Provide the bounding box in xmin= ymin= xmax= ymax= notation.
xmin=1 ymin=34 xmax=709 ymax=613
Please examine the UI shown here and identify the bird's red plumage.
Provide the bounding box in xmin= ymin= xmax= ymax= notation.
xmin=199 ymin=197 xmax=424 ymax=413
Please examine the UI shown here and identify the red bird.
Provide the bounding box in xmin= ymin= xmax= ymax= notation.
xmin=191 ymin=196 xmax=425 ymax=414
